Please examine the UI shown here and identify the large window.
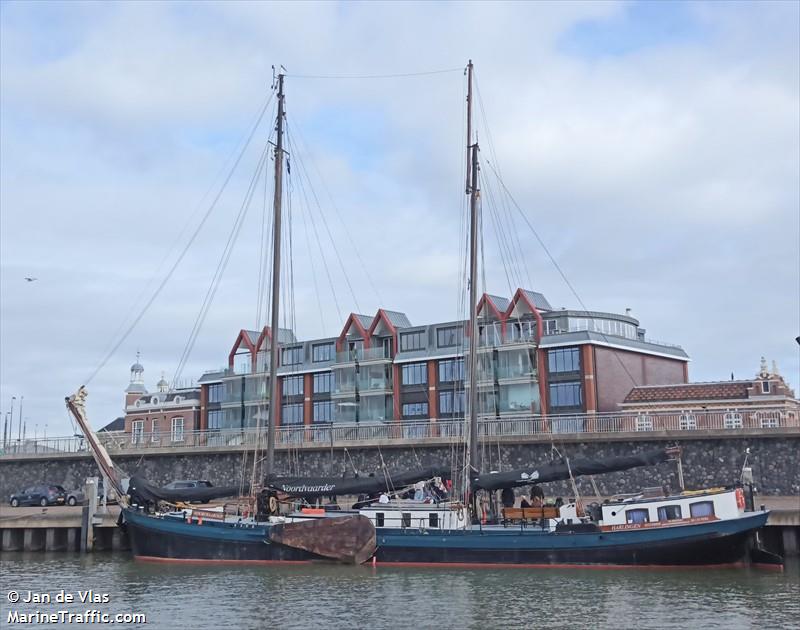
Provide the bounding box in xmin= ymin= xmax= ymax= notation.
xmin=208 ymin=410 xmax=223 ymax=431
xmin=282 ymin=375 xmax=304 ymax=397
xmin=549 ymin=382 xmax=582 ymax=409
xmin=313 ymin=372 xmax=333 ymax=394
xmin=439 ymin=391 xmax=465 ymax=414
xmin=689 ymin=501 xmax=715 ymax=518
xmin=171 ymin=417 xmax=184 ymax=443
xmin=313 ymin=401 xmax=334 ymax=423
xmin=282 ymin=404 xmax=303 ymax=425
xmin=402 ymin=402 xmax=429 ymax=418
xmin=657 ymin=505 xmax=682 ymax=521
xmin=437 ymin=325 xmax=463 ymax=348
xmin=208 ymin=383 xmax=223 ymax=403
xmin=548 ymin=348 xmax=581 ymax=373
xmin=400 ymin=331 xmax=426 ymax=352
xmin=282 ymin=346 xmax=303 ymax=366
xmin=625 ymin=509 xmax=650 ymax=524
xmin=131 ymin=420 xmax=144 ymax=445
xmin=312 ymin=343 xmax=333 ymax=363
xmin=439 ymin=358 xmax=465 ymax=382
xmin=151 ymin=419 xmax=160 ymax=442
xmin=402 ymin=363 xmax=427 ymax=386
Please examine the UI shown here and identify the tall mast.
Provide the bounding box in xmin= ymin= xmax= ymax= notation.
xmin=265 ymin=72 xmax=285 ymax=479
xmin=466 ymin=60 xmax=480 ymax=478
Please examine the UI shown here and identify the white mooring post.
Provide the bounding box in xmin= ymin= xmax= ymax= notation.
xmin=81 ymin=477 xmax=98 ymax=553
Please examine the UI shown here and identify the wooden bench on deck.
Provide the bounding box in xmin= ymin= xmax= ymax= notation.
xmin=502 ymin=506 xmax=560 ymax=522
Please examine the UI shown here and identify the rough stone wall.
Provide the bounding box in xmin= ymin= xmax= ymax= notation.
xmin=1 ymin=437 xmax=797 ymax=500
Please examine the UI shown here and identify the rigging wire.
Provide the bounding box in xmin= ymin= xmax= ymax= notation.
xmin=84 ymin=91 xmax=275 ymax=386
xmin=288 ymin=67 xmax=463 ymax=80
xmin=286 ymin=130 xmax=344 ymax=322
xmin=483 ymin=158 xmax=642 ymax=389
xmin=286 ymin=123 xmax=362 ymax=314
xmin=172 ymin=139 xmax=273 ymax=386
xmin=289 ymin=121 xmax=385 ymax=307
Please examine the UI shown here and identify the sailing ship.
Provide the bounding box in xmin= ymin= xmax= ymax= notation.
xmin=67 ymin=62 xmax=782 ymax=568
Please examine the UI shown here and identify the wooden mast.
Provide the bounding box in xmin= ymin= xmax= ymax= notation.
xmin=466 ymin=60 xmax=480 ymax=479
xmin=265 ymin=72 xmax=286 ymax=479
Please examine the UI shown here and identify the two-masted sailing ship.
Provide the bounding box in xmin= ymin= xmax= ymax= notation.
xmin=67 ymin=62 xmax=782 ymax=569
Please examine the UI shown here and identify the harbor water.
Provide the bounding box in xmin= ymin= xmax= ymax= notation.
xmin=1 ymin=553 xmax=798 ymax=629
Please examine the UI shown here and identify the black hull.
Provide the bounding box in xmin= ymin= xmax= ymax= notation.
xmin=374 ymin=530 xmax=755 ymax=567
xmin=124 ymin=512 xmax=322 ymax=563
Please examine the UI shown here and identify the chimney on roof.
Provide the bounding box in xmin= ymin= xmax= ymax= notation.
xmin=625 ymin=308 xmax=632 ymax=316
xmin=731 ymin=372 xmax=734 ymax=381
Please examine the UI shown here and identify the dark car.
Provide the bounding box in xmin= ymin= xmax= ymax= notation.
xmin=163 ymin=480 xmax=213 ymax=490
xmin=10 ymin=484 xmax=67 ymax=507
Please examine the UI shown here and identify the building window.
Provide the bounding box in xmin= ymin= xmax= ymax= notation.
xmin=401 ymin=512 xmax=411 ymax=528
xmin=233 ymin=352 xmax=252 ymax=375
xmin=689 ymin=501 xmax=715 ymax=518
xmin=635 ymin=414 xmax=653 ymax=431
xmin=548 ymin=348 xmax=580 ymax=373
xmin=439 ymin=391 xmax=465 ymax=414
xmin=313 ymin=372 xmax=333 ymax=394
xmin=402 ymin=363 xmax=427 ymax=385
xmin=208 ymin=383 xmax=223 ymax=403
xmin=171 ymin=417 xmax=184 ymax=443
xmin=625 ymin=509 xmax=650 ymax=524
xmin=429 ymin=513 xmax=439 ymax=528
xmin=131 ymin=420 xmax=144 ymax=444
xmin=152 ymin=396 xmax=159 ymax=405
xmin=548 ymin=382 xmax=582 ymax=409
xmin=312 ymin=343 xmax=333 ymax=363
xmin=438 ymin=358 xmax=465 ymax=382
xmin=313 ymin=401 xmax=334 ymax=423
xmin=282 ymin=346 xmax=303 ymax=366
xmin=679 ymin=414 xmax=697 ymax=430
xmin=282 ymin=403 xmax=303 ymax=425
xmin=282 ymin=375 xmax=304 ymax=397
xmin=402 ymin=402 xmax=428 ymax=418
xmin=375 ymin=513 xmax=385 ymax=527
xmin=723 ymin=412 xmax=743 ymax=429
xmin=436 ymin=325 xmax=463 ymax=348
xmin=507 ymin=320 xmax=536 ymax=342
xmin=208 ymin=410 xmax=223 ymax=431
xmin=657 ymin=505 xmax=682 ymax=521
xmin=544 ymin=319 xmax=558 ymax=335
xmin=151 ymin=419 xmax=160 ymax=442
xmin=761 ymin=381 xmax=771 ymax=394
xmin=400 ymin=331 xmax=426 ymax=352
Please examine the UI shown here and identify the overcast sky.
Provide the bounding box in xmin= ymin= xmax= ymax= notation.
xmin=1 ymin=1 xmax=798 ymax=437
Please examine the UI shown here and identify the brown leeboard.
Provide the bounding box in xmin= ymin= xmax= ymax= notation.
xmin=268 ymin=515 xmax=376 ymax=565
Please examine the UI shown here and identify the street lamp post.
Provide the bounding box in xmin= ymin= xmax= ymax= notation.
xmin=17 ymin=396 xmax=23 ymax=442
xmin=10 ymin=397 xmax=16 ymax=447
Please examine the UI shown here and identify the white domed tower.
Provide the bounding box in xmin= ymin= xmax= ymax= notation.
xmin=125 ymin=352 xmax=148 ymax=407
xmin=156 ymin=372 xmax=169 ymax=394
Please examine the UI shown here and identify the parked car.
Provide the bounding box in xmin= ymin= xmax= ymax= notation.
xmin=163 ymin=480 xmax=213 ymax=490
xmin=10 ymin=484 xmax=67 ymax=507
xmin=163 ymin=480 xmax=213 ymax=504
xmin=66 ymin=489 xmax=85 ymax=506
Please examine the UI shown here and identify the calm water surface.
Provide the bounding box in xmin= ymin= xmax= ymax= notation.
xmin=1 ymin=553 xmax=797 ymax=629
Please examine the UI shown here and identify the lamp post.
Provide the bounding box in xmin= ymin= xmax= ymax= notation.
xmin=10 ymin=397 xmax=16 ymax=446
xmin=2 ymin=411 xmax=8 ymax=449
xmin=17 ymin=396 xmax=23 ymax=442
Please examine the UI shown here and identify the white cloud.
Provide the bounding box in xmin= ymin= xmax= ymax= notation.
xmin=1 ymin=1 xmax=797 ymax=434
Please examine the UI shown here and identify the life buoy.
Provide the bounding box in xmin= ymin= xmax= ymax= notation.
xmin=735 ymin=488 xmax=745 ymax=510
xmin=268 ymin=495 xmax=279 ymax=514
xmin=456 ymin=506 xmax=465 ymax=522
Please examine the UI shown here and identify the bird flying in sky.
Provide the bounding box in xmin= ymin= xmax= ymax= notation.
xmin=24 ymin=277 xmax=38 ymax=282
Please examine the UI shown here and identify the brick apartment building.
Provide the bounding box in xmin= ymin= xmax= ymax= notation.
xmin=186 ymin=288 xmax=690 ymax=434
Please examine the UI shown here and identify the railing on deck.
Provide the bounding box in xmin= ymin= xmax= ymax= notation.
xmin=1 ymin=406 xmax=796 ymax=457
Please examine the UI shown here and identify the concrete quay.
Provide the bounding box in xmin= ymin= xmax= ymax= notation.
xmin=0 ymin=505 xmax=129 ymax=553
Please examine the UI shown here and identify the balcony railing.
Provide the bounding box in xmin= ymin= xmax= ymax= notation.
xmin=333 ymin=377 xmax=393 ymax=395
xmin=1 ymin=407 xmax=796 ymax=457
xmin=335 ymin=346 xmax=392 ymax=363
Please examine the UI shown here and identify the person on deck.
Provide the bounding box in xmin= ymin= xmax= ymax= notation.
xmin=501 ymin=487 xmax=515 ymax=509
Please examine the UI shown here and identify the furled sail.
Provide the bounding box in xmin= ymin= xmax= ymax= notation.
xmin=127 ymin=476 xmax=239 ymax=506
xmin=473 ymin=448 xmax=673 ymax=491
xmin=265 ymin=465 xmax=450 ymax=498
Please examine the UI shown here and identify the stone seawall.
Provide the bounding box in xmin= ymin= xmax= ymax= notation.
xmin=1 ymin=436 xmax=798 ymax=499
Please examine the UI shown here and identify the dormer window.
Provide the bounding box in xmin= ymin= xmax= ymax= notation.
xmin=152 ymin=396 xmax=159 ymax=405
xmin=761 ymin=381 xmax=771 ymax=394
xmin=174 ymin=396 xmax=182 ymax=405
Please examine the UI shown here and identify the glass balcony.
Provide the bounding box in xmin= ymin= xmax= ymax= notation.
xmin=335 ymin=346 xmax=392 ymax=363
